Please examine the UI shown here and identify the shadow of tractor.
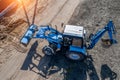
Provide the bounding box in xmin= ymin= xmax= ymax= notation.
xmin=100 ymin=64 xmax=117 ymax=80
xmin=21 ymin=41 xmax=100 ymax=80
xmin=21 ymin=41 xmax=42 ymax=70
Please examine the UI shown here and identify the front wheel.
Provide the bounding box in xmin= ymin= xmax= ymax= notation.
xmin=66 ymin=51 xmax=85 ymax=61
xmin=42 ymin=46 xmax=55 ymax=56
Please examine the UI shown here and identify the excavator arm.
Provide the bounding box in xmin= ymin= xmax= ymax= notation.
xmin=87 ymin=20 xmax=117 ymax=49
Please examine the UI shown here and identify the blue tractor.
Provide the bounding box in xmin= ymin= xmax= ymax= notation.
xmin=20 ymin=0 xmax=117 ymax=61
xmin=20 ymin=20 xmax=117 ymax=61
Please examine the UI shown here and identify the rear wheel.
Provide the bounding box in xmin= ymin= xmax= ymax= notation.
xmin=66 ymin=51 xmax=85 ymax=61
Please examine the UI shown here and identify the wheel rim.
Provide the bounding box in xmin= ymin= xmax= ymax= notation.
xmin=43 ymin=46 xmax=54 ymax=55
xmin=67 ymin=52 xmax=84 ymax=60
xmin=68 ymin=53 xmax=80 ymax=60
xmin=45 ymin=48 xmax=52 ymax=55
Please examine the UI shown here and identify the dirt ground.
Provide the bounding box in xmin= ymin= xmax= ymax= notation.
xmin=0 ymin=0 xmax=120 ymax=80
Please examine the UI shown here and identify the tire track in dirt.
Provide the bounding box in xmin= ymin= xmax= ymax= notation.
xmin=0 ymin=50 xmax=25 ymax=80
xmin=34 ymin=0 xmax=69 ymax=25
xmin=49 ymin=0 xmax=69 ymax=24
xmin=51 ymin=0 xmax=85 ymax=32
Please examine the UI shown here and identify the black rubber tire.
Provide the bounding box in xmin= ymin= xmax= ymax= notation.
xmin=66 ymin=51 xmax=85 ymax=61
xmin=49 ymin=43 xmax=57 ymax=51
xmin=42 ymin=46 xmax=55 ymax=56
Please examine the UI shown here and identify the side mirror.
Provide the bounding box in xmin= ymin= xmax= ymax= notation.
xmin=55 ymin=25 xmax=58 ymax=31
xmin=61 ymin=23 xmax=65 ymax=33
xmin=55 ymin=25 xmax=59 ymax=34
xmin=61 ymin=22 xmax=64 ymax=28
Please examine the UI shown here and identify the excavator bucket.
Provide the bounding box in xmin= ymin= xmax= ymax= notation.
xmin=101 ymin=38 xmax=113 ymax=47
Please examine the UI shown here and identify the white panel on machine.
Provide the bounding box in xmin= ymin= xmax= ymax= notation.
xmin=63 ymin=25 xmax=84 ymax=37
